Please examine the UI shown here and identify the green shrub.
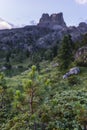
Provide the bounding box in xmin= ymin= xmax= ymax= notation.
xmin=68 ymin=76 xmax=80 ymax=86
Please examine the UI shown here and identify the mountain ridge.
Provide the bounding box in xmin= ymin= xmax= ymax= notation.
xmin=0 ymin=12 xmax=87 ymax=56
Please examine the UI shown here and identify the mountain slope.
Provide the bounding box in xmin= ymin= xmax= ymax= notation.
xmin=0 ymin=13 xmax=87 ymax=51
xmin=0 ymin=12 xmax=87 ymax=71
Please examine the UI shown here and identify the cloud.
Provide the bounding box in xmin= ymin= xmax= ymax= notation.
xmin=0 ymin=21 xmax=12 ymax=29
xmin=75 ymin=0 xmax=87 ymax=4
xmin=0 ymin=18 xmax=12 ymax=30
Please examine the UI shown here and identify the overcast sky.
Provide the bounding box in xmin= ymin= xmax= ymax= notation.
xmin=0 ymin=0 xmax=87 ymax=26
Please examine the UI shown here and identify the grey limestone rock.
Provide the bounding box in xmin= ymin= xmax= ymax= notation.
xmin=75 ymin=46 xmax=87 ymax=65
xmin=69 ymin=67 xmax=80 ymax=75
xmin=63 ymin=67 xmax=80 ymax=79
xmin=38 ymin=12 xmax=66 ymax=29
xmin=75 ymin=46 xmax=87 ymax=59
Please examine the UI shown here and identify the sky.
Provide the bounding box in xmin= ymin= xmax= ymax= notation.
xmin=0 ymin=0 xmax=87 ymax=27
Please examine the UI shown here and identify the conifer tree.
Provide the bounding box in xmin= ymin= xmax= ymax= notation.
xmin=59 ymin=35 xmax=73 ymax=70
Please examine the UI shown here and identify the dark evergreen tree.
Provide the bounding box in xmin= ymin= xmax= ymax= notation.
xmin=6 ymin=51 xmax=11 ymax=62
xmin=58 ymin=35 xmax=74 ymax=70
xmin=81 ymin=33 xmax=87 ymax=46
xmin=52 ymin=44 xmax=58 ymax=57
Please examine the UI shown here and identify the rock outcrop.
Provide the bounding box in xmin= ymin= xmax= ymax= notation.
xmin=38 ymin=12 xmax=66 ymax=30
xmin=75 ymin=46 xmax=87 ymax=66
xmin=75 ymin=46 xmax=87 ymax=59
xmin=78 ymin=22 xmax=87 ymax=33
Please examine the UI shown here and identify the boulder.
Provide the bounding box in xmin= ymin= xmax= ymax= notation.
xmin=63 ymin=73 xmax=70 ymax=79
xmin=75 ymin=46 xmax=87 ymax=59
xmin=1 ymin=66 xmax=7 ymax=70
xmin=69 ymin=67 xmax=80 ymax=75
xmin=63 ymin=67 xmax=80 ymax=79
xmin=75 ymin=46 xmax=87 ymax=66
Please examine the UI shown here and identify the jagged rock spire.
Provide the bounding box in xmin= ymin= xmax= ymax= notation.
xmin=38 ymin=12 xmax=66 ymax=29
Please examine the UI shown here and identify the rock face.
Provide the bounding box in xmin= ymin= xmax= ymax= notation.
xmin=75 ymin=46 xmax=87 ymax=59
xmin=78 ymin=22 xmax=87 ymax=33
xmin=75 ymin=46 xmax=87 ymax=65
xmin=69 ymin=67 xmax=80 ymax=75
xmin=38 ymin=13 xmax=66 ymax=29
xmin=0 ymin=26 xmax=52 ymax=52
xmin=63 ymin=67 xmax=80 ymax=79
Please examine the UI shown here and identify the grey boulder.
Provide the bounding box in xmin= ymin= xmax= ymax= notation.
xmin=63 ymin=67 xmax=80 ymax=79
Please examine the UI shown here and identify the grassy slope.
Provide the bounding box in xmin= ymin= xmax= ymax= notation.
xmin=1 ymin=57 xmax=87 ymax=130
xmin=5 ymin=59 xmax=87 ymax=96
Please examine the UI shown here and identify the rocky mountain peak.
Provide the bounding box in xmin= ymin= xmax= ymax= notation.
xmin=38 ymin=12 xmax=66 ymax=29
xmin=78 ymin=22 xmax=87 ymax=27
xmin=39 ymin=13 xmax=50 ymax=22
xmin=50 ymin=13 xmax=65 ymax=25
xmin=77 ymin=22 xmax=87 ymax=33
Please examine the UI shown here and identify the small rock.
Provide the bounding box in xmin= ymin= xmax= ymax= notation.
xmin=1 ymin=66 xmax=7 ymax=70
xmin=52 ymin=63 xmax=59 ymax=67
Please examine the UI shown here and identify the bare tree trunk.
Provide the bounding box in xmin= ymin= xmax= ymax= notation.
xmin=34 ymin=122 xmax=37 ymax=130
xmin=30 ymin=88 xmax=35 ymax=114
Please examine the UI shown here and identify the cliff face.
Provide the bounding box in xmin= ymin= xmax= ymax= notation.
xmin=75 ymin=46 xmax=87 ymax=66
xmin=75 ymin=46 xmax=87 ymax=59
xmin=38 ymin=13 xmax=66 ymax=29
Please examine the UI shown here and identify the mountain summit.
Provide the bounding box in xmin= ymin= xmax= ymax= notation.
xmin=38 ymin=12 xmax=66 ymax=29
xmin=0 ymin=18 xmax=14 ymax=30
